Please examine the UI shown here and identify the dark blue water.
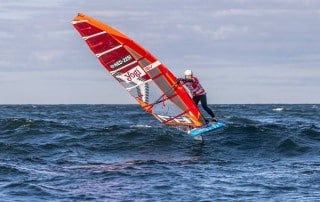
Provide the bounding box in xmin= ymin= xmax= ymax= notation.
xmin=1 ymin=104 xmax=320 ymax=201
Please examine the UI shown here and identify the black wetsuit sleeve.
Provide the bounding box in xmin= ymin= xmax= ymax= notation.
xmin=176 ymin=78 xmax=194 ymax=83
xmin=183 ymin=78 xmax=194 ymax=82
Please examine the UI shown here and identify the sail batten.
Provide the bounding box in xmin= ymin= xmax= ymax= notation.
xmin=96 ymin=45 xmax=122 ymax=58
xmin=83 ymin=31 xmax=106 ymax=40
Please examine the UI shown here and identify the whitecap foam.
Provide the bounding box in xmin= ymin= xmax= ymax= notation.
xmin=273 ymin=107 xmax=284 ymax=111
xmin=130 ymin=124 xmax=152 ymax=128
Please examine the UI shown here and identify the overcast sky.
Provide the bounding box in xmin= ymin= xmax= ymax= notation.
xmin=1 ymin=0 xmax=320 ymax=104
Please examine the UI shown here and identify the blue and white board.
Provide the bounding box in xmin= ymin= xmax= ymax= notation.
xmin=188 ymin=122 xmax=225 ymax=137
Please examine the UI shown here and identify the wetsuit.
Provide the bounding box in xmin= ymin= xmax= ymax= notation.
xmin=178 ymin=76 xmax=216 ymax=120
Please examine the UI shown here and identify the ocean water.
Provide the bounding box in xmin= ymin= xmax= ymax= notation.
xmin=0 ymin=104 xmax=320 ymax=201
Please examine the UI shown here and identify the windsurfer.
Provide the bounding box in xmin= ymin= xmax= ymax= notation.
xmin=177 ymin=69 xmax=217 ymax=123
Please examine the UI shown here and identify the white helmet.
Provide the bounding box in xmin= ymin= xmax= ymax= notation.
xmin=184 ymin=69 xmax=193 ymax=76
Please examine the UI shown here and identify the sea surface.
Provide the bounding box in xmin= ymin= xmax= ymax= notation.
xmin=0 ymin=104 xmax=320 ymax=201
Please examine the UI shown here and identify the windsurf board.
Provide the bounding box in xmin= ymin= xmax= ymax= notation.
xmin=188 ymin=122 xmax=225 ymax=137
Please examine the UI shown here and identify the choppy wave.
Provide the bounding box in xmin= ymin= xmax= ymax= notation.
xmin=1 ymin=104 xmax=320 ymax=201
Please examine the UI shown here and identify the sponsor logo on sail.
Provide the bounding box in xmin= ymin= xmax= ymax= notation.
xmin=119 ymin=66 xmax=146 ymax=83
xmin=143 ymin=61 xmax=161 ymax=72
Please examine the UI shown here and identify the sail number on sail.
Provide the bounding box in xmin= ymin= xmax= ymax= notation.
xmin=110 ymin=55 xmax=132 ymax=69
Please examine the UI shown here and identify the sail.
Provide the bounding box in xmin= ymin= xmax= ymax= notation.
xmin=72 ymin=13 xmax=206 ymax=127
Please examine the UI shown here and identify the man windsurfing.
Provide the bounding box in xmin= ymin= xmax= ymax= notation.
xmin=177 ymin=69 xmax=217 ymax=123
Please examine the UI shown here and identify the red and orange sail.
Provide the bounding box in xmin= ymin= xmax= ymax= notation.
xmin=72 ymin=13 xmax=206 ymax=127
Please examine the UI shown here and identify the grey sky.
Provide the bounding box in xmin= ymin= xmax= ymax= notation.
xmin=1 ymin=0 xmax=319 ymax=104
